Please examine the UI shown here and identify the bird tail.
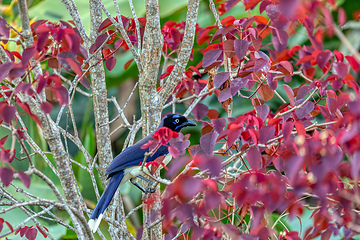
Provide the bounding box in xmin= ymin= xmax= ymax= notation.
xmin=88 ymin=171 xmax=124 ymax=233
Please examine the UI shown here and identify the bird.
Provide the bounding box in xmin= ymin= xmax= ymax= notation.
xmin=88 ymin=114 xmax=196 ymax=232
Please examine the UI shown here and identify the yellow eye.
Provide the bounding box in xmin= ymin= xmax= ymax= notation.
xmin=175 ymin=119 xmax=180 ymax=123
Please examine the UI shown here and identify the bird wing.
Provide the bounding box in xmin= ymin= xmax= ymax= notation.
xmin=106 ymin=135 xmax=169 ymax=176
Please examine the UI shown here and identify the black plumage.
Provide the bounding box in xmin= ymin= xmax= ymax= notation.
xmin=88 ymin=114 xmax=195 ymax=232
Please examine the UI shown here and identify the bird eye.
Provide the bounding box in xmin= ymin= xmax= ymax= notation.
xmin=175 ymin=118 xmax=180 ymax=124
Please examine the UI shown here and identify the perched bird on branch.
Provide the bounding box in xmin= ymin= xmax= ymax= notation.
xmin=88 ymin=114 xmax=196 ymax=232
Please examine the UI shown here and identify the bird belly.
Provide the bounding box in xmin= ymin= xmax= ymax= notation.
xmin=121 ymin=166 xmax=151 ymax=184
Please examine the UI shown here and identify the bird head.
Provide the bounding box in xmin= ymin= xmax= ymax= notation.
xmin=161 ymin=114 xmax=196 ymax=132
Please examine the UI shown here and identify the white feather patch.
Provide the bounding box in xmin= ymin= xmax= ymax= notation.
xmin=88 ymin=213 xmax=103 ymax=233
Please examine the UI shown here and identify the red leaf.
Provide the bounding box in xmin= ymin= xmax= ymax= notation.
xmin=124 ymin=58 xmax=134 ymax=70
xmin=36 ymin=226 xmax=48 ymax=238
xmin=294 ymin=122 xmax=306 ymax=136
xmin=206 ymin=109 xmax=219 ymax=119
xmin=18 ymin=171 xmax=31 ymax=188
xmin=345 ymin=56 xmax=359 ymax=72
xmin=5 ymin=221 xmax=13 ymax=232
xmin=40 ymin=102 xmax=53 ymax=114
xmin=189 ymin=66 xmax=201 ymax=76
xmin=2 ymin=105 xmax=16 ymax=124
xmin=0 ymin=135 xmax=9 ymax=146
xmin=296 ymin=55 xmax=314 ymax=65
xmin=247 ymin=147 xmax=261 ymax=170
xmin=0 ymin=168 xmax=13 ymax=187
xmin=258 ymin=85 xmax=274 ymax=101
xmin=227 ymin=128 xmax=241 ymax=147
xmin=106 ymin=57 xmax=117 ymax=71
xmin=245 ymin=0 xmax=262 ymax=11
xmin=202 ymin=49 xmax=222 ymax=68
xmin=334 ymin=50 xmax=344 ymax=62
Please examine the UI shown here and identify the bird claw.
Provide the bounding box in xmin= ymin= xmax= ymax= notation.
xmin=145 ymin=185 xmax=156 ymax=193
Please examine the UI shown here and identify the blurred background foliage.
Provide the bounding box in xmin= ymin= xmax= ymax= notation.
xmin=1 ymin=0 xmax=360 ymax=239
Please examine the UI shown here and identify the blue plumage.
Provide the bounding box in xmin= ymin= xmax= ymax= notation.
xmin=88 ymin=114 xmax=195 ymax=232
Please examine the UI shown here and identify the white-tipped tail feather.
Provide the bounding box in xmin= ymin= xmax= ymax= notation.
xmin=88 ymin=213 xmax=103 ymax=233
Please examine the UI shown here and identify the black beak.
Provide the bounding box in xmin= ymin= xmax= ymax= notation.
xmin=182 ymin=119 xmax=196 ymax=127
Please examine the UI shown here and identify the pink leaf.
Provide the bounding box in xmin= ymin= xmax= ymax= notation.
xmin=333 ymin=62 xmax=348 ymax=78
xmin=282 ymin=121 xmax=294 ymax=141
xmin=18 ymin=171 xmax=31 ymax=188
xmin=283 ymin=84 xmax=295 ymax=106
xmin=227 ymin=129 xmax=241 ymax=147
xmin=316 ymin=51 xmax=332 ymax=69
xmin=234 ymin=39 xmax=249 ymax=60
xmin=168 ymin=145 xmax=179 ymax=159
xmin=259 ymin=125 xmax=275 ymax=144
xmin=231 ymin=77 xmax=248 ymax=95
xmin=295 ymin=99 xmax=314 ymax=119
xmin=279 ymin=61 xmax=293 ymax=75
xmin=95 ymin=34 xmax=108 ymax=49
xmin=202 ymin=49 xmax=222 ymax=68
xmin=192 ymin=103 xmax=209 ymax=120
xmin=80 ymin=76 xmax=91 ymax=90
xmin=106 ymin=57 xmax=117 ymax=71
xmin=2 ymin=105 xmax=16 ymax=124
xmin=36 ymin=75 xmax=47 ymax=94
xmin=25 ymin=228 xmax=37 ymax=240
xmin=326 ymin=97 xmax=337 ymax=114
xmin=211 ymin=118 xmax=226 ymax=134
xmin=0 ymin=168 xmax=13 ymax=187
xmin=214 ymin=72 xmax=230 ymax=88
xmin=0 ymin=62 xmax=14 ymax=81
xmin=218 ymin=88 xmax=232 ymax=102
xmin=255 ymin=105 xmax=269 ymax=122
xmin=247 ymin=147 xmax=261 ymax=170
xmin=338 ymin=7 xmax=346 ymax=26
xmin=351 ymin=151 xmax=360 ymax=179
xmin=200 ymin=131 xmax=219 ymax=154
xmin=254 ymin=58 xmax=268 ymax=72
xmin=21 ymin=47 xmax=36 ymax=67
xmin=54 ymin=86 xmax=69 ymax=106
xmin=40 ymin=102 xmax=52 ymax=114
xmin=267 ymin=72 xmax=277 ymax=90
